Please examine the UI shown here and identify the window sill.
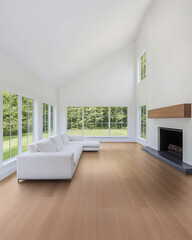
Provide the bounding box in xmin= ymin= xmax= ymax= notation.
xmin=3 ymin=157 xmax=17 ymax=166
xmin=83 ymin=136 xmax=130 ymax=138
xmin=138 ymin=77 xmax=147 ymax=84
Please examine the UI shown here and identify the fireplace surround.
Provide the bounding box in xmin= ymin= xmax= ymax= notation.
xmin=142 ymin=127 xmax=192 ymax=174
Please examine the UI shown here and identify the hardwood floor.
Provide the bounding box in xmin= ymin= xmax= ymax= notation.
xmin=1 ymin=143 xmax=192 ymax=240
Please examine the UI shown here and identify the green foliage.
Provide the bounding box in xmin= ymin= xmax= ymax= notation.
xmin=141 ymin=53 xmax=146 ymax=80
xmin=67 ymin=107 xmax=128 ymax=136
xmin=3 ymin=92 xmax=34 ymax=160
xmin=141 ymin=106 xmax=146 ymax=139
xmin=43 ymin=103 xmax=49 ymax=135
xmin=42 ymin=103 xmax=54 ymax=138
xmin=3 ymin=92 xmax=18 ymax=136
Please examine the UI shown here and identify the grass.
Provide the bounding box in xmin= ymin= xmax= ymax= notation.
xmin=67 ymin=129 xmax=128 ymax=136
xmin=3 ymin=134 xmax=33 ymax=161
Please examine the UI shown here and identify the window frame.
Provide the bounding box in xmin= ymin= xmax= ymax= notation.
xmin=66 ymin=106 xmax=129 ymax=137
xmin=110 ymin=107 xmax=128 ymax=137
xmin=84 ymin=106 xmax=109 ymax=137
xmin=138 ymin=105 xmax=147 ymax=140
xmin=22 ymin=96 xmax=35 ymax=153
xmin=43 ymin=102 xmax=55 ymax=139
xmin=1 ymin=90 xmax=35 ymax=163
xmin=138 ymin=51 xmax=147 ymax=83
xmin=67 ymin=106 xmax=83 ymax=136
xmin=3 ymin=91 xmax=19 ymax=161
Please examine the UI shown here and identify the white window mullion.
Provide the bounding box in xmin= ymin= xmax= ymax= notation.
xmin=48 ymin=104 xmax=51 ymax=137
xmin=82 ymin=107 xmax=84 ymax=137
xmin=18 ymin=95 xmax=22 ymax=154
xmin=109 ymin=107 xmax=110 ymax=136
xmin=33 ymin=100 xmax=35 ymax=142
xmin=9 ymin=94 xmax=11 ymax=158
xmin=0 ymin=91 xmax=3 ymax=165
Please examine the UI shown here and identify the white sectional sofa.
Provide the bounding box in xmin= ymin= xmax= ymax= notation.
xmin=17 ymin=133 xmax=100 ymax=182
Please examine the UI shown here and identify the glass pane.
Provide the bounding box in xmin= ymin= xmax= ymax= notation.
xmin=11 ymin=124 xmax=18 ymax=158
xmin=28 ymin=134 xmax=33 ymax=145
xmin=28 ymin=123 xmax=33 ymax=133
xmin=22 ymin=97 xmax=28 ymax=111
xmin=122 ymin=107 xmax=127 ymax=115
xmin=22 ymin=130 xmax=28 ymax=152
xmin=3 ymin=91 xmax=10 ymax=108
xmin=43 ymin=132 xmax=48 ymax=139
xmin=121 ymin=126 xmax=128 ymax=136
xmin=28 ymin=112 xmax=33 ymax=126
xmin=50 ymin=105 xmax=54 ymax=136
xmin=3 ymin=124 xmax=10 ymax=161
xmin=67 ymin=107 xmax=83 ymax=136
xmin=140 ymin=106 xmax=147 ymax=139
xmin=28 ymin=99 xmax=33 ymax=111
xmin=43 ymin=103 xmax=49 ymax=139
xmin=3 ymin=109 xmax=10 ymax=123
xmin=11 ymin=93 xmax=18 ymax=109
xmin=141 ymin=56 xmax=144 ymax=80
xmin=11 ymin=110 xmax=18 ymax=124
xmin=110 ymin=107 xmax=128 ymax=136
xmin=22 ymin=110 xmax=27 ymax=125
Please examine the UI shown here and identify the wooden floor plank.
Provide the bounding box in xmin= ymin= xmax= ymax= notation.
xmin=0 ymin=143 xmax=192 ymax=240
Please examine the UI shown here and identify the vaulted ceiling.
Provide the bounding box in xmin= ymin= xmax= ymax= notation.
xmin=0 ymin=0 xmax=152 ymax=87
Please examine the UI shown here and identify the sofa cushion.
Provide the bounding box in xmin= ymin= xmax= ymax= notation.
xmin=59 ymin=145 xmax=82 ymax=164
xmin=28 ymin=143 xmax=38 ymax=153
xmin=68 ymin=135 xmax=84 ymax=141
xmin=50 ymin=135 xmax=64 ymax=151
xmin=36 ymin=139 xmax=57 ymax=152
xmin=59 ymin=133 xmax=69 ymax=144
xmin=68 ymin=141 xmax=100 ymax=148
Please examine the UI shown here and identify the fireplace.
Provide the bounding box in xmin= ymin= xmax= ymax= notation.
xmin=160 ymin=127 xmax=183 ymax=162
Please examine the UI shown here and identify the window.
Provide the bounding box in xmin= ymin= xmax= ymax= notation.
xmin=139 ymin=52 xmax=146 ymax=82
xmin=67 ymin=106 xmax=128 ymax=137
xmin=3 ymin=91 xmax=19 ymax=161
xmin=50 ymin=105 xmax=54 ymax=136
xmin=84 ymin=107 xmax=109 ymax=136
xmin=139 ymin=106 xmax=147 ymax=139
xmin=43 ymin=103 xmax=49 ymax=139
xmin=22 ymin=97 xmax=34 ymax=152
xmin=67 ymin=107 xmax=83 ymax=135
xmin=43 ymin=103 xmax=54 ymax=138
xmin=110 ymin=107 xmax=128 ymax=136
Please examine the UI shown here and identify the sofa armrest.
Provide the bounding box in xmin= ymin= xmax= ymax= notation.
xmin=68 ymin=135 xmax=84 ymax=141
xmin=17 ymin=152 xmax=75 ymax=180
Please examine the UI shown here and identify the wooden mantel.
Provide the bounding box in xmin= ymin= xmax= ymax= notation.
xmin=148 ymin=104 xmax=191 ymax=119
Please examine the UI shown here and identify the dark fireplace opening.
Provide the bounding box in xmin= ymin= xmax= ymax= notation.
xmin=160 ymin=127 xmax=183 ymax=162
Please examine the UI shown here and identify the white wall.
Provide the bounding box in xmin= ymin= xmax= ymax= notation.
xmin=0 ymin=50 xmax=57 ymax=180
xmin=136 ymin=0 xmax=192 ymax=164
xmin=58 ymin=43 xmax=136 ymax=142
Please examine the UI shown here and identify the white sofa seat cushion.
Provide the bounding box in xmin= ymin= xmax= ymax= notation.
xmin=59 ymin=133 xmax=69 ymax=144
xmin=68 ymin=141 xmax=100 ymax=148
xmin=50 ymin=135 xmax=64 ymax=151
xmin=28 ymin=143 xmax=38 ymax=153
xmin=59 ymin=144 xmax=83 ymax=165
xmin=68 ymin=135 xmax=84 ymax=141
xmin=36 ymin=139 xmax=57 ymax=152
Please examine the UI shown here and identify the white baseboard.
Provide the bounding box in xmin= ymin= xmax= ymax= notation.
xmin=137 ymin=138 xmax=148 ymax=146
xmin=0 ymin=161 xmax=17 ymax=181
xmin=84 ymin=137 xmax=135 ymax=142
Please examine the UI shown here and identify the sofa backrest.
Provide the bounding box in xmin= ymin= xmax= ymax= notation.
xmin=36 ymin=139 xmax=57 ymax=152
xmin=50 ymin=135 xmax=64 ymax=151
xmin=28 ymin=134 xmax=71 ymax=153
xmin=59 ymin=133 xmax=69 ymax=144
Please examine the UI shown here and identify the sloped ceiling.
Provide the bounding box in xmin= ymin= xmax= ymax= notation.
xmin=0 ymin=0 xmax=152 ymax=87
